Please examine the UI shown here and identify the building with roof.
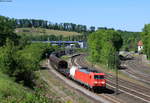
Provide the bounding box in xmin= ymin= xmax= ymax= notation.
xmin=137 ymin=40 xmax=143 ymax=53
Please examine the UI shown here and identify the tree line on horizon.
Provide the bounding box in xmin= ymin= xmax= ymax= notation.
xmin=1 ymin=15 xmax=124 ymax=33
xmin=11 ymin=18 xmax=96 ymax=33
xmin=0 ymin=15 xmax=142 ymax=51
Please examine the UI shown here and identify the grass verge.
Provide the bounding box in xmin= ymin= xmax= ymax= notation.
xmin=0 ymin=71 xmax=62 ymax=103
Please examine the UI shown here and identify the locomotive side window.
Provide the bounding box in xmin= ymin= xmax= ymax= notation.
xmin=94 ymin=75 xmax=104 ymax=79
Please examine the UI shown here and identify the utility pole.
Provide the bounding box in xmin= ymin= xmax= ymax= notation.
xmin=115 ymin=52 xmax=119 ymax=95
xmin=115 ymin=65 xmax=118 ymax=95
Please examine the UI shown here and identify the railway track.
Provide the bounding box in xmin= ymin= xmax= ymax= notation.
xmin=77 ymin=54 xmax=150 ymax=90
xmin=72 ymin=54 xmax=150 ymax=103
xmin=122 ymin=59 xmax=150 ymax=85
xmin=46 ymin=60 xmax=123 ymax=103
xmin=47 ymin=53 xmax=127 ymax=103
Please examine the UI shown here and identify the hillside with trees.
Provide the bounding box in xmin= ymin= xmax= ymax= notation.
xmin=1 ymin=16 xmax=141 ymax=51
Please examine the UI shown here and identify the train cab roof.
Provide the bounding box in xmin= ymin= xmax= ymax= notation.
xmin=92 ymin=72 xmax=105 ymax=75
xmin=79 ymin=67 xmax=97 ymax=73
xmin=78 ymin=67 xmax=105 ymax=75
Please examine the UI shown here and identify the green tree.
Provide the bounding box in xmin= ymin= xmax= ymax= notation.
xmin=141 ymin=24 xmax=150 ymax=59
xmin=118 ymin=30 xmax=141 ymax=51
xmin=0 ymin=16 xmax=18 ymax=46
xmin=0 ymin=39 xmax=54 ymax=87
xmin=89 ymin=26 xmax=95 ymax=32
xmin=0 ymin=39 xmax=17 ymax=74
xmin=88 ymin=29 xmax=123 ymax=69
xmin=15 ymin=43 xmax=53 ymax=87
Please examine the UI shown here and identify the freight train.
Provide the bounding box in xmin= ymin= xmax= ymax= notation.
xmin=49 ymin=52 xmax=106 ymax=91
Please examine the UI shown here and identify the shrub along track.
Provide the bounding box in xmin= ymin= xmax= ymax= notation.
xmin=72 ymin=54 xmax=150 ymax=103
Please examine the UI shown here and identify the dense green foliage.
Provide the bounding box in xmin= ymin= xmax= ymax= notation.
xmin=0 ymin=15 xmax=58 ymax=102
xmin=119 ymin=31 xmax=141 ymax=51
xmin=0 ymin=16 xmax=18 ymax=46
xmin=16 ymin=43 xmax=53 ymax=87
xmin=0 ymin=40 xmax=53 ymax=87
xmin=97 ymin=28 xmax=141 ymax=52
xmin=0 ymin=39 xmax=17 ymax=75
xmin=88 ymin=29 xmax=123 ymax=69
xmin=0 ymin=72 xmax=61 ymax=103
xmin=141 ymin=24 xmax=150 ymax=59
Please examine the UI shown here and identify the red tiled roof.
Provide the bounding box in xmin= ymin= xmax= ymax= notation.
xmin=137 ymin=40 xmax=143 ymax=46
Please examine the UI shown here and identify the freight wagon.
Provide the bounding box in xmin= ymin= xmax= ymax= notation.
xmin=49 ymin=54 xmax=69 ymax=76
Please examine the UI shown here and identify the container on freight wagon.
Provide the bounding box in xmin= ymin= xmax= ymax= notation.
xmin=70 ymin=66 xmax=78 ymax=77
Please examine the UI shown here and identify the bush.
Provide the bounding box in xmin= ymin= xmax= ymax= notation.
xmin=0 ymin=39 xmax=54 ymax=87
xmin=0 ymin=39 xmax=17 ymax=75
xmin=0 ymin=16 xmax=19 ymax=46
xmin=15 ymin=43 xmax=54 ymax=87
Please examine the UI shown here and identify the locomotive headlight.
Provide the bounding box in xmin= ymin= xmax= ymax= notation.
xmin=94 ymin=81 xmax=98 ymax=84
xmin=101 ymin=81 xmax=105 ymax=84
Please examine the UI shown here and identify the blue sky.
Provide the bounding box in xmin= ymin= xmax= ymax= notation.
xmin=0 ymin=0 xmax=150 ymax=31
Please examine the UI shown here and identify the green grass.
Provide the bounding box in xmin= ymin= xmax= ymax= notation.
xmin=0 ymin=72 xmax=32 ymax=103
xmin=0 ymin=72 xmax=61 ymax=103
xmin=15 ymin=28 xmax=81 ymax=37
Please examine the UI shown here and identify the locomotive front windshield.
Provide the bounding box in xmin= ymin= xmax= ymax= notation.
xmin=94 ymin=75 xmax=104 ymax=79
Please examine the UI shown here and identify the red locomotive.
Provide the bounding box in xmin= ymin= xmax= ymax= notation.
xmin=70 ymin=66 xmax=106 ymax=91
